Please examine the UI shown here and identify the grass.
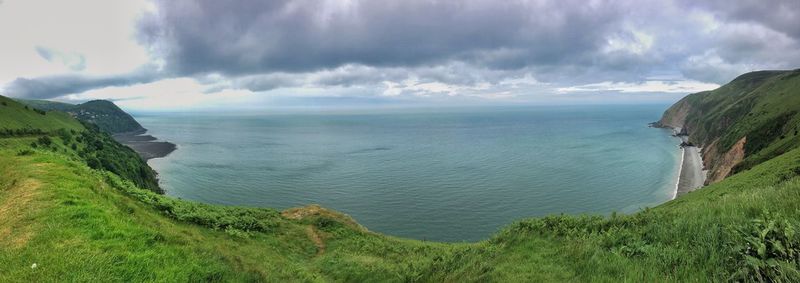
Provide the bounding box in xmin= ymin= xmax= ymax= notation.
xmin=15 ymin=98 xmax=144 ymax=134
xmin=0 ymin=96 xmax=82 ymax=132
xmin=2 ymin=128 xmax=800 ymax=281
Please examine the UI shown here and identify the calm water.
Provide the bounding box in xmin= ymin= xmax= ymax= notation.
xmin=140 ymin=105 xmax=681 ymax=242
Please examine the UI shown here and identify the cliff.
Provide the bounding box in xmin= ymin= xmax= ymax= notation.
xmin=657 ymin=69 xmax=800 ymax=183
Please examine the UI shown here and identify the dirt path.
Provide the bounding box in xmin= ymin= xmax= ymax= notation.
xmin=306 ymin=225 xmax=325 ymax=256
xmin=0 ymin=177 xmax=42 ymax=248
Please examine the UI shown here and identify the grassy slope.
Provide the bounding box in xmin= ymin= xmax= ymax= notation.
xmin=2 ymin=89 xmax=800 ymax=281
xmin=16 ymin=98 xmax=145 ymax=134
xmin=15 ymin=99 xmax=74 ymax=112
xmin=0 ymin=96 xmax=83 ymax=132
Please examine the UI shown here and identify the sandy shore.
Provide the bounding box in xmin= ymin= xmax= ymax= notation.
xmin=673 ymin=134 xmax=705 ymax=198
xmin=114 ymin=132 xmax=176 ymax=161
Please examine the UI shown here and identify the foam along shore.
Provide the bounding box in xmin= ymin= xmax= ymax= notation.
xmin=114 ymin=131 xmax=176 ymax=161
xmin=673 ymin=129 xmax=706 ymax=199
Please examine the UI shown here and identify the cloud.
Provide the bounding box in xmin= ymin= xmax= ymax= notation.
xmin=2 ymin=0 xmax=800 ymax=107
xmin=137 ymin=0 xmax=627 ymax=76
xmin=3 ymin=67 xmax=161 ymax=99
xmin=557 ymin=80 xmax=720 ymax=94
xmin=35 ymin=46 xmax=86 ymax=71
xmin=682 ymin=0 xmax=800 ymax=39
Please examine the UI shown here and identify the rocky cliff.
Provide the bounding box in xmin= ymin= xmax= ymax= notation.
xmin=657 ymin=69 xmax=800 ymax=184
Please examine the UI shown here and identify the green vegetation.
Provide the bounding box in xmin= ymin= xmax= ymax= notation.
xmin=17 ymin=98 xmax=145 ymax=134
xmin=0 ymin=96 xmax=82 ymax=132
xmin=660 ymin=69 xmax=800 ymax=175
xmin=75 ymin=121 xmax=161 ymax=193
xmin=3 ymin=67 xmax=800 ymax=282
xmin=0 ymin=96 xmax=159 ymax=193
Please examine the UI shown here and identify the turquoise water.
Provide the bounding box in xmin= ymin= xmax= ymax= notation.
xmin=140 ymin=105 xmax=681 ymax=242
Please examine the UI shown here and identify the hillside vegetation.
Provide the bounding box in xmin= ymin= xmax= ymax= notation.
xmin=0 ymin=97 xmax=160 ymax=193
xmin=658 ymin=69 xmax=800 ymax=183
xmin=0 ymin=96 xmax=82 ymax=132
xmin=3 ymin=67 xmax=800 ymax=282
xmin=17 ymin=98 xmax=145 ymax=134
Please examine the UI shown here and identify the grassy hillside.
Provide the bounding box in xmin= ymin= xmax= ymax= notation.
xmin=658 ymin=69 xmax=800 ymax=182
xmin=15 ymin=99 xmax=74 ymax=112
xmin=16 ymin=98 xmax=145 ymax=134
xmin=0 ymin=96 xmax=82 ymax=132
xmin=0 ymin=96 xmax=160 ymax=193
xmin=2 ymin=87 xmax=800 ymax=281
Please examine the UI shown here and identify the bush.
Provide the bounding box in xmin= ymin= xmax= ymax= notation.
xmin=16 ymin=149 xmax=34 ymax=156
xmin=730 ymin=211 xmax=800 ymax=282
xmin=75 ymin=120 xmax=161 ymax=193
xmin=103 ymin=174 xmax=284 ymax=234
xmin=37 ymin=136 xmax=52 ymax=146
xmin=86 ymin=157 xmax=101 ymax=169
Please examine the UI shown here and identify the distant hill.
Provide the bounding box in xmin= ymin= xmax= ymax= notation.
xmin=16 ymin=98 xmax=145 ymax=134
xmin=658 ymin=69 xmax=800 ymax=183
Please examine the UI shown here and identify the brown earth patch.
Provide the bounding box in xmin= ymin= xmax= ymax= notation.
xmin=0 ymin=178 xmax=43 ymax=249
xmin=281 ymin=204 xmax=366 ymax=231
xmin=306 ymin=225 xmax=326 ymax=256
xmin=707 ymin=137 xmax=747 ymax=184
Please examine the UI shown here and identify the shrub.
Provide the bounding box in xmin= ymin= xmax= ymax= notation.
xmin=16 ymin=149 xmax=34 ymax=156
xmin=102 ymin=174 xmax=283 ymax=234
xmin=729 ymin=211 xmax=800 ymax=282
xmin=37 ymin=136 xmax=52 ymax=146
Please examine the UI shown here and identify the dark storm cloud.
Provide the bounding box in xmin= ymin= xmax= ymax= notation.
xmin=4 ymin=68 xmax=159 ymax=99
xmin=683 ymin=0 xmax=800 ymax=39
xmin=137 ymin=0 xmax=626 ymax=76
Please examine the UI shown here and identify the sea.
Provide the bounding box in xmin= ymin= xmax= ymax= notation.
xmin=139 ymin=104 xmax=681 ymax=242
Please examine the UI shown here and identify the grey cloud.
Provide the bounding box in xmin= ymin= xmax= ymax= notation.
xmin=35 ymin=46 xmax=86 ymax=71
xmin=683 ymin=0 xmax=800 ymax=39
xmin=138 ymin=0 xmax=626 ymax=76
xmin=4 ymin=68 xmax=160 ymax=99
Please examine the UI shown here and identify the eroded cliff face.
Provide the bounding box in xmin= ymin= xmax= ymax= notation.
xmin=703 ymin=137 xmax=747 ymax=184
xmin=660 ymin=106 xmax=748 ymax=184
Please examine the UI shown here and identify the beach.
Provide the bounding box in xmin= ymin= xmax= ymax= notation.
xmin=674 ymin=133 xmax=706 ymax=198
xmin=114 ymin=131 xmax=176 ymax=161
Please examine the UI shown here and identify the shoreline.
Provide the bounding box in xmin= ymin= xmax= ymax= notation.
xmin=114 ymin=130 xmax=177 ymax=161
xmin=672 ymin=146 xmax=685 ymax=199
xmin=671 ymin=130 xmax=706 ymax=199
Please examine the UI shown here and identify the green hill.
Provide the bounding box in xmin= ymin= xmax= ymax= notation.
xmin=0 ymin=96 xmax=160 ymax=193
xmin=16 ymin=99 xmax=145 ymax=134
xmin=3 ymin=68 xmax=800 ymax=282
xmin=0 ymin=96 xmax=82 ymax=132
xmin=657 ymin=69 xmax=800 ymax=183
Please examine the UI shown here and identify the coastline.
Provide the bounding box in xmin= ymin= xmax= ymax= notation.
xmin=672 ymin=130 xmax=706 ymax=199
xmin=114 ymin=130 xmax=177 ymax=161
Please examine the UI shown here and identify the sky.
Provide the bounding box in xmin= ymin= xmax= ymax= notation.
xmin=0 ymin=0 xmax=798 ymax=111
